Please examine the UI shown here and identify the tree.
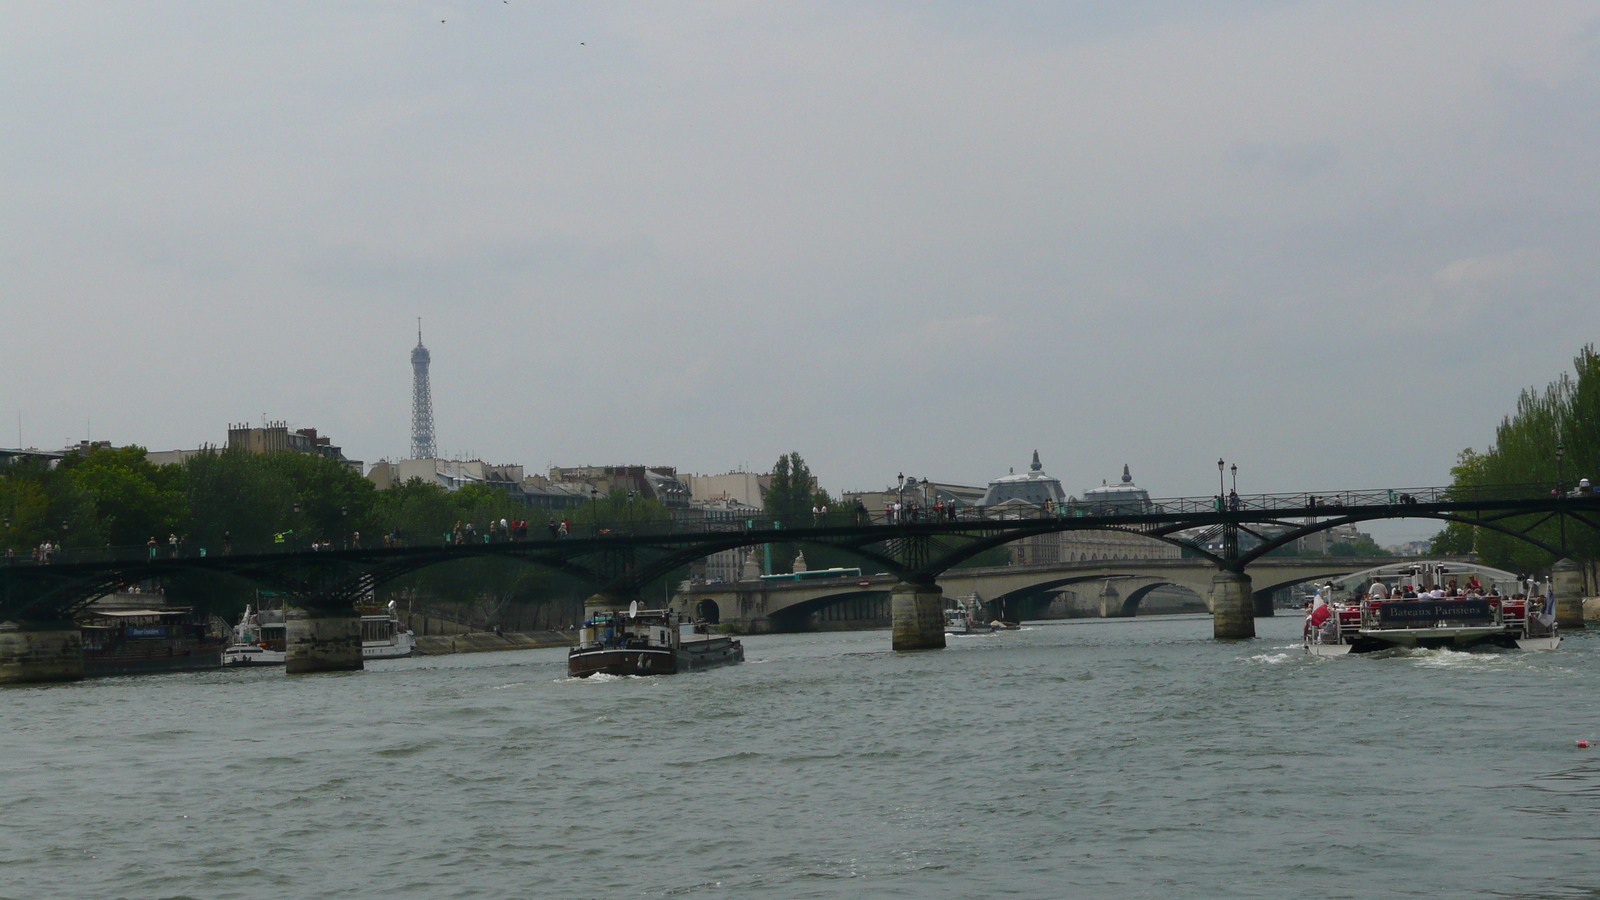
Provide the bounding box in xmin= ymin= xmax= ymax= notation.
xmin=1438 ymin=345 xmax=1600 ymax=583
xmin=182 ymin=448 xmax=296 ymax=547
xmin=1 ymin=456 xmax=100 ymax=551
xmin=764 ymin=452 xmax=819 ymax=524
xmin=61 ymin=445 xmax=187 ymax=547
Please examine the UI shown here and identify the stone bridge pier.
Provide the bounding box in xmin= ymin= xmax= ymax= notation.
xmin=891 ymin=581 xmax=946 ymax=651
xmin=1098 ymin=581 xmax=1128 ymax=618
xmin=0 ymin=618 xmax=84 ymax=684
xmin=1210 ymin=571 xmax=1256 ymax=639
xmin=1554 ymin=558 xmax=1587 ymax=630
xmin=285 ymin=604 xmax=363 ymax=675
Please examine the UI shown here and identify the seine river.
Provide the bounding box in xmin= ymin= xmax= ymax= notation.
xmin=4 ymin=615 xmax=1599 ymax=899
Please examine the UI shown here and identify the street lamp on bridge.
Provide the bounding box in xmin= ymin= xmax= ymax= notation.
xmin=1557 ymin=437 xmax=1567 ymax=555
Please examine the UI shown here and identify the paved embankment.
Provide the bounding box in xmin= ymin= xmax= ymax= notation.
xmin=412 ymin=631 xmax=576 ymax=656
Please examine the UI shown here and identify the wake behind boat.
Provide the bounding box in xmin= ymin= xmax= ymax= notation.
xmin=569 ymin=602 xmax=742 ymax=677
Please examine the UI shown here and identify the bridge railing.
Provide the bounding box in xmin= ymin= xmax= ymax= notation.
xmin=1 ymin=482 xmax=1576 ymax=570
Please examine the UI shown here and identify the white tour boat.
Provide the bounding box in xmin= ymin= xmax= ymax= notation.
xmin=223 ymin=604 xmax=286 ymax=667
xmin=361 ymin=601 xmax=416 ymax=660
xmin=1304 ymin=562 xmax=1560 ymax=656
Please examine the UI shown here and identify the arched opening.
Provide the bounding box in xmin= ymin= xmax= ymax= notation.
xmin=1122 ymin=582 xmax=1208 ymax=616
xmin=765 ymin=591 xmax=893 ymax=632
xmin=697 ymin=598 xmax=721 ymax=625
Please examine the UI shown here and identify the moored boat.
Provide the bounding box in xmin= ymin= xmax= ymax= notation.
xmin=80 ymin=607 xmax=225 ymax=676
xmin=568 ymin=603 xmax=742 ymax=677
xmin=1304 ymin=562 xmax=1560 ymax=656
xmin=223 ymin=604 xmax=286 ymax=667
xmin=944 ymin=595 xmax=996 ymax=635
xmin=359 ymin=601 xmax=416 ymax=660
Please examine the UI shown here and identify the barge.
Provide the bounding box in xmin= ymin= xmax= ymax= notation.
xmin=569 ymin=603 xmax=743 ymax=677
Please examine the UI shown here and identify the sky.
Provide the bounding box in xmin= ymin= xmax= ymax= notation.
xmin=5 ymin=1 xmax=1600 ymax=542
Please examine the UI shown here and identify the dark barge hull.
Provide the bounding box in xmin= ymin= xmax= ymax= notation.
xmin=84 ymin=649 xmax=223 ymax=677
xmin=568 ymin=637 xmax=744 ymax=678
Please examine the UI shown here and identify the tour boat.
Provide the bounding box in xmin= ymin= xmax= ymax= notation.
xmin=568 ymin=603 xmax=743 ymax=677
xmin=360 ymin=601 xmax=416 ymax=660
xmin=1303 ymin=564 xmax=1560 ymax=656
xmin=223 ymin=604 xmax=286 ymax=667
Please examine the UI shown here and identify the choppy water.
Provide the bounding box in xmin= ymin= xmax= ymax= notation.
xmin=4 ymin=614 xmax=1600 ymax=899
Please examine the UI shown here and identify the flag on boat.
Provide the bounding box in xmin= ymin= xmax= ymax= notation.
xmin=1537 ymin=579 xmax=1557 ymax=627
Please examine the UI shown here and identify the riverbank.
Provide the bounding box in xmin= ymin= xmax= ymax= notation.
xmin=411 ymin=630 xmax=575 ymax=655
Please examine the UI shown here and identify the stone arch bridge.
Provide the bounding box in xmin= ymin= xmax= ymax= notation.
xmin=677 ymin=557 xmax=1404 ymax=632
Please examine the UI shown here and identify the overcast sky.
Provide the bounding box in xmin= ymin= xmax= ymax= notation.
xmin=5 ymin=2 xmax=1599 ymax=541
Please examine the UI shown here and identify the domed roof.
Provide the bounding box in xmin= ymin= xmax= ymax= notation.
xmin=1081 ymin=464 xmax=1152 ymax=513
xmin=980 ymin=451 xmax=1068 ymax=507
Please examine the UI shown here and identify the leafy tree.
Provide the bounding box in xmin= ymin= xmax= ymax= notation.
xmin=764 ymin=452 xmax=818 ymax=525
xmin=1438 ymin=345 xmax=1600 ymax=583
xmin=59 ymin=445 xmax=188 ymax=546
xmin=1 ymin=457 xmax=101 ymax=551
xmin=182 ymin=448 xmax=296 ymax=547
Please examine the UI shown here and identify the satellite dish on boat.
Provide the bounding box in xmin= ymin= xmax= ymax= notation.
xmin=628 ymin=600 xmax=639 ymax=619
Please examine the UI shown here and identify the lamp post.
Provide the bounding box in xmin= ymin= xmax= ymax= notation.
xmin=1217 ymin=458 xmax=1225 ymax=504
xmin=1557 ymin=438 xmax=1567 ymax=555
xmin=1231 ymin=463 xmax=1238 ymax=494
xmin=590 ymin=486 xmax=600 ymax=537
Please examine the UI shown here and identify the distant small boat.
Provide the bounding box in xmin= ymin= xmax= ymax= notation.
xmin=944 ymin=606 xmax=994 ymax=636
xmin=568 ymin=603 xmax=742 ymax=677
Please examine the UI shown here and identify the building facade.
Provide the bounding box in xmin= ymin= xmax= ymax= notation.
xmin=227 ymin=423 xmax=362 ymax=473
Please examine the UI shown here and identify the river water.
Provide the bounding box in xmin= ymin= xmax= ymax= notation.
xmin=4 ymin=614 xmax=1599 ymax=899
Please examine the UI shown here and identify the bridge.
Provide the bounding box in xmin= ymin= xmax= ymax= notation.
xmin=2 ymin=484 xmax=1595 ymax=682
xmin=676 ymin=556 xmax=1406 ymax=631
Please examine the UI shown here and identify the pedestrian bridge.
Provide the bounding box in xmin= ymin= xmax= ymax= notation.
xmin=675 ymin=556 xmax=1406 ymax=631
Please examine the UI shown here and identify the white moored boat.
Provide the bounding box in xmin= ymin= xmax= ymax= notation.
xmin=1304 ymin=562 xmax=1560 ymax=656
xmin=360 ymin=601 xmax=416 ymax=660
xmin=944 ymin=595 xmax=996 ymax=636
xmin=223 ymin=604 xmax=286 ymax=667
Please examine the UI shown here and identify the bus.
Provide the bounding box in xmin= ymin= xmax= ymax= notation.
xmin=759 ymin=567 xmax=863 ymax=583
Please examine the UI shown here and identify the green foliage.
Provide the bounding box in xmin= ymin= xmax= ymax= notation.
xmin=60 ymin=446 xmax=189 ymax=545
xmin=1440 ymin=344 xmax=1600 ymax=570
xmin=1 ymin=456 xmax=101 ymax=551
xmin=764 ymin=452 xmax=817 ymax=525
xmin=183 ymin=448 xmax=297 ymax=545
